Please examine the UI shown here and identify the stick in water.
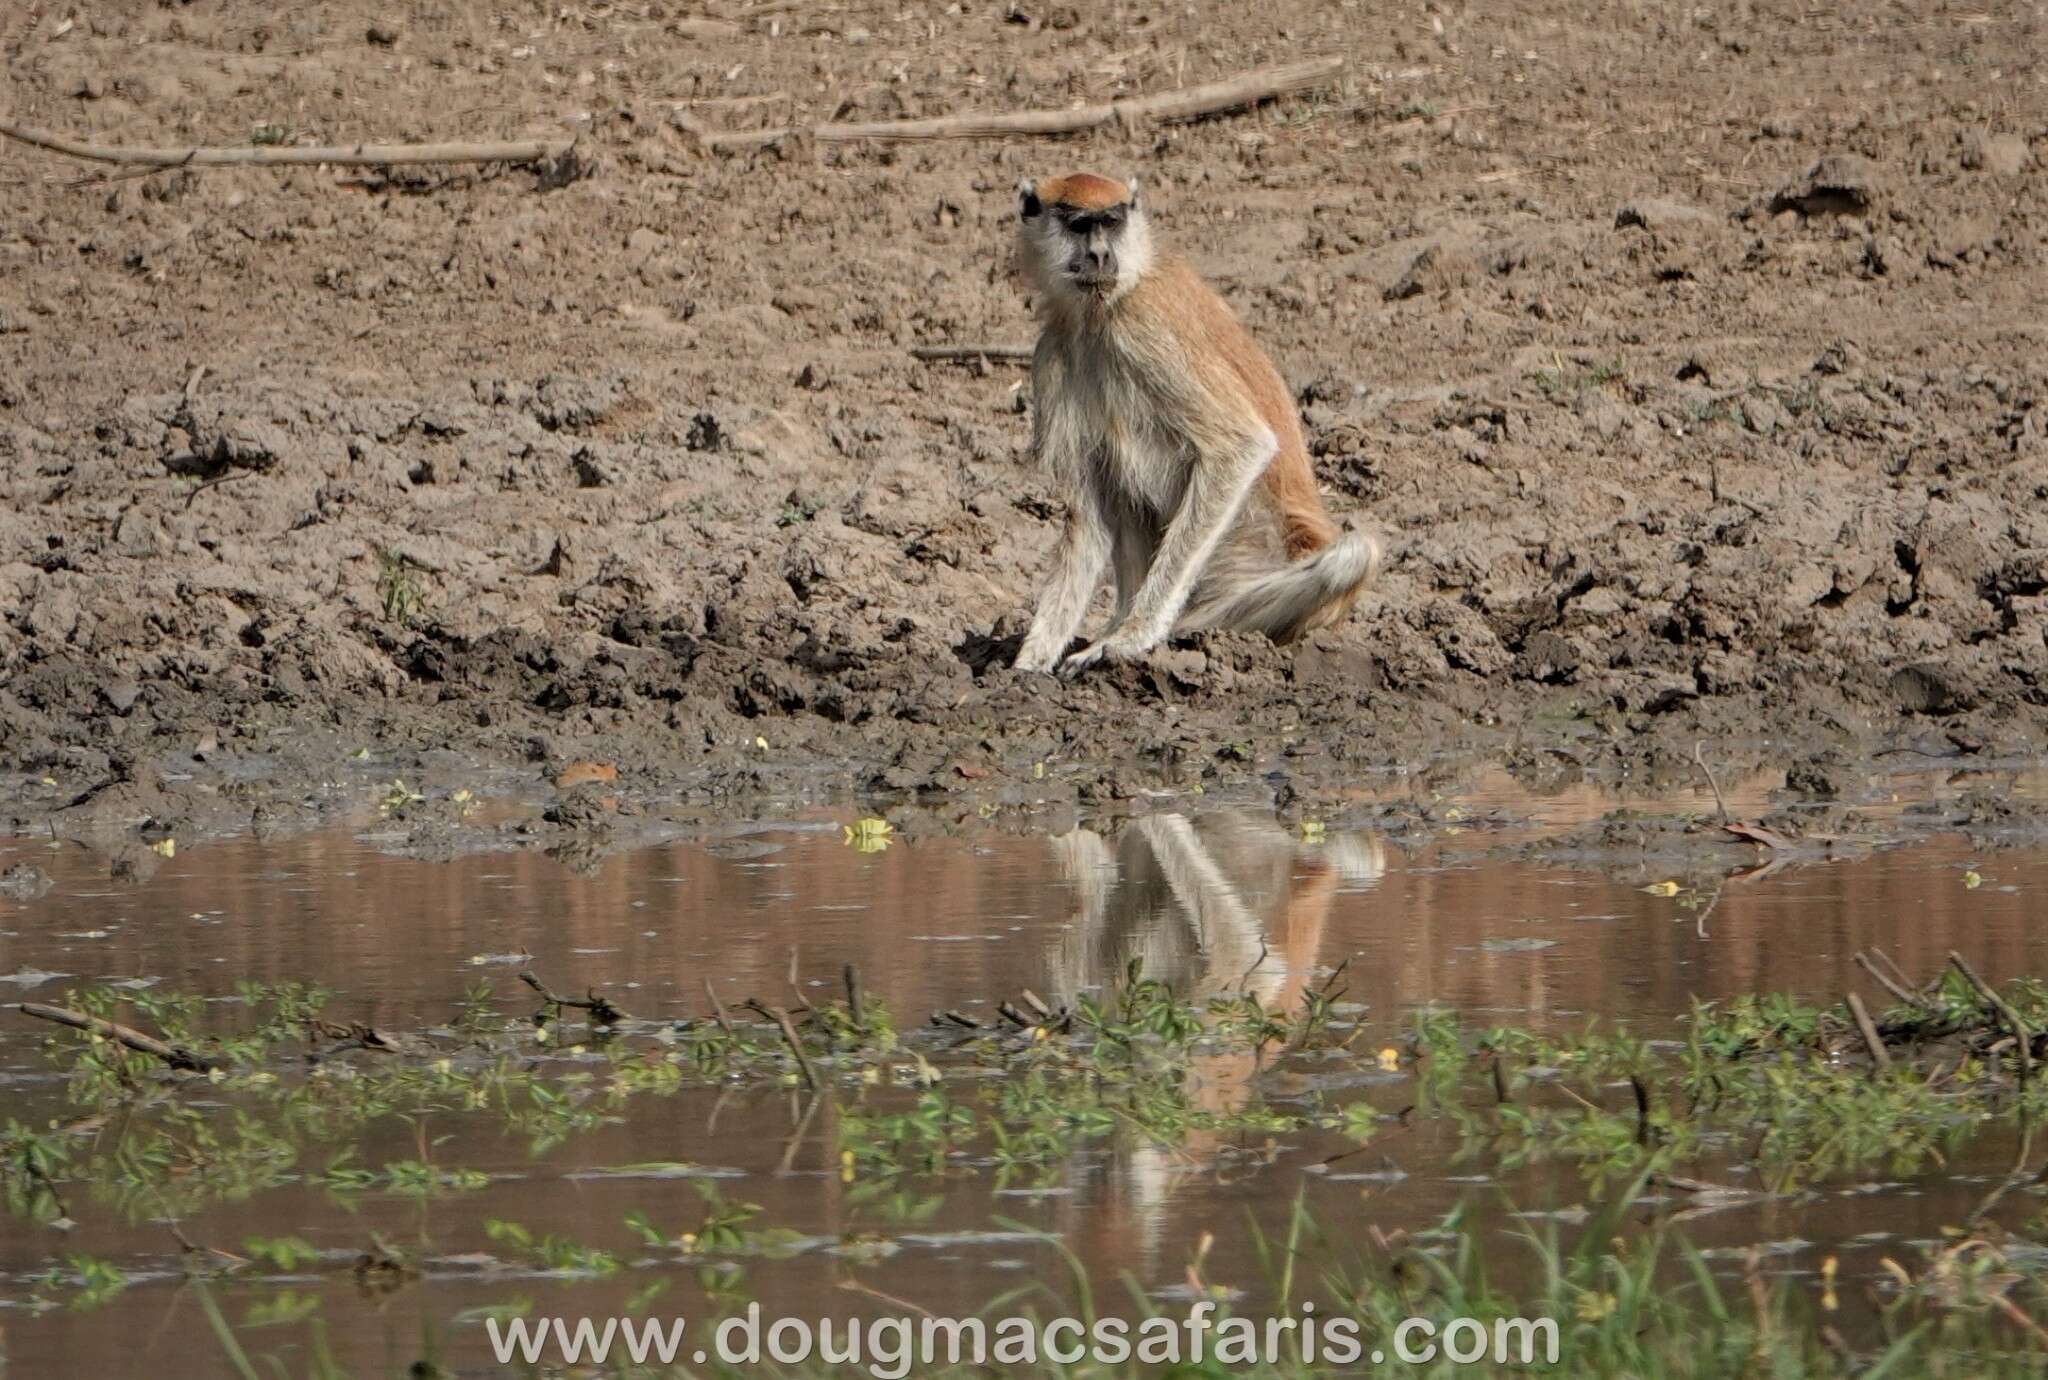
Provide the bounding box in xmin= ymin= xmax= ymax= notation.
xmin=1949 ymin=951 xmax=2033 ymax=1082
xmin=13 ymin=1002 xmax=222 ymax=1072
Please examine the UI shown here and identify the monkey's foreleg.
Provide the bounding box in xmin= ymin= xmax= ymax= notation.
xmin=1015 ymin=497 xmax=1111 ymax=672
xmin=1058 ymin=435 xmax=1270 ymax=677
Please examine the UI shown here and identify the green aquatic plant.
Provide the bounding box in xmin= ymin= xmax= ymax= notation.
xmin=14 ymin=965 xmax=2048 ymax=1376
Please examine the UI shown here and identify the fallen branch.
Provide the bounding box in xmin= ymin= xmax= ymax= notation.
xmin=1845 ymin=992 xmax=1893 ymax=1074
xmin=686 ymin=57 xmax=1345 ymax=151
xmin=13 ymin=1002 xmax=222 ymax=1072
xmin=1949 ymin=951 xmax=2033 ymax=1082
xmin=0 ymin=122 xmax=577 ymax=171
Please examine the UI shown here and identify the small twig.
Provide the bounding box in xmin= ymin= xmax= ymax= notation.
xmin=910 ymin=343 xmax=1035 ymax=364
xmin=518 ymin=971 xmax=625 ymax=1025
xmin=703 ymin=978 xmax=734 ymax=1037
xmin=1693 ymin=740 xmax=1730 ymax=825
xmin=167 ymin=1217 xmax=249 ymax=1268
xmin=1690 ymin=881 xmax=1724 ymax=941
xmin=1552 ymin=1081 xmax=1601 ymax=1114
xmin=786 ymin=946 xmax=813 ymax=1014
xmin=932 ymin=1009 xmax=982 ymax=1029
xmin=1991 ymin=1290 xmax=2048 ymax=1348
xmin=1654 ymin=1173 xmax=1765 ymax=1198
xmin=1873 ymin=947 xmax=1935 ymax=1003
xmin=1969 ymin=1122 xmax=2036 ymax=1225
xmin=13 ymin=1002 xmax=222 ymax=1072
xmin=743 ymin=1000 xmax=818 ymax=1091
xmin=777 ymin=1093 xmax=821 ymax=1175
xmin=1019 ymin=990 xmax=1053 ymax=1021
xmin=843 ymin=962 xmax=865 ymax=1031
xmin=1237 ymin=941 xmax=1270 ymax=992
xmin=0 ymin=122 xmax=576 ymax=170
xmin=1630 ymin=1075 xmax=1654 ymax=1143
xmin=1845 ymin=992 xmax=1893 ymax=1073
xmin=837 ymin=1276 xmax=940 ymax=1321
xmin=1854 ymin=950 xmax=1930 ymax=1011
xmin=23 ymin=1154 xmax=71 ymax=1222
xmin=181 ymin=470 xmax=250 ymax=511
xmin=1950 ymin=951 xmax=2033 ymax=1082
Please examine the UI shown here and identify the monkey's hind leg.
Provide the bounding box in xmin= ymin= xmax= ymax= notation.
xmin=1181 ymin=531 xmax=1380 ymax=642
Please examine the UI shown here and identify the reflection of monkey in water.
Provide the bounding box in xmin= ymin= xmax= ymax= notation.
xmin=1043 ymin=812 xmax=1386 ymax=1269
xmin=1048 ymin=812 xmax=1384 ymax=1014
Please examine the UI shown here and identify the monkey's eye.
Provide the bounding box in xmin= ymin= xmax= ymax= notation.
xmin=1064 ymin=212 xmax=1120 ymax=235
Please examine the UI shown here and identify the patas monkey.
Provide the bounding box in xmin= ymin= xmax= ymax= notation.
xmin=1011 ymin=172 xmax=1379 ymax=677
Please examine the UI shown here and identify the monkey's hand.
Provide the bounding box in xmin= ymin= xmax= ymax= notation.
xmin=1057 ymin=635 xmax=1149 ymax=679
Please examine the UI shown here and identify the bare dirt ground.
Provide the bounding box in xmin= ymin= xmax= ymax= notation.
xmin=2 ymin=1 xmax=2045 ymax=827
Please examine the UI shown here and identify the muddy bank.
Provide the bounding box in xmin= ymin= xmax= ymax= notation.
xmin=2 ymin=1 xmax=2045 ymax=830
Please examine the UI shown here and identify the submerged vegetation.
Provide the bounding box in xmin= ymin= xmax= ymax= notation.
xmin=6 ymin=953 xmax=2048 ymax=1375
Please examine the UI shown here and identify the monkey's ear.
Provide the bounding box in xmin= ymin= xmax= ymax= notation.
xmin=1016 ymin=178 xmax=1042 ymax=220
xmin=1125 ymin=176 xmax=1142 ymax=210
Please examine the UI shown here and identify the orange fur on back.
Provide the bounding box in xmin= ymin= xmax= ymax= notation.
xmin=1126 ymin=258 xmax=1337 ymax=561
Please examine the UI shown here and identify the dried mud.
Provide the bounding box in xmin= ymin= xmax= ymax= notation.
xmin=2 ymin=2 xmax=2046 ymax=833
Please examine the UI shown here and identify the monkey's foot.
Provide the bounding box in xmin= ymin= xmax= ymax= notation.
xmin=1057 ymin=636 xmax=1148 ymax=679
xmin=1013 ymin=628 xmax=1077 ymax=673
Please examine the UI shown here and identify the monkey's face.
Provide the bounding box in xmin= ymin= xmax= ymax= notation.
xmin=1017 ymin=174 xmax=1154 ymax=308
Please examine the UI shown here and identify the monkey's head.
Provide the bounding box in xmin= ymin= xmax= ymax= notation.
xmin=1016 ymin=172 xmax=1154 ymax=308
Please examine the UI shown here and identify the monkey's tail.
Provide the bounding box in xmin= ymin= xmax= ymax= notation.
xmin=1295 ymin=530 xmax=1381 ymax=636
xmin=1181 ymin=530 xmax=1380 ymax=642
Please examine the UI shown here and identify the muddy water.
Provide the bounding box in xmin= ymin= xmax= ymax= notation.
xmin=3 ymin=773 xmax=2046 ymax=1376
